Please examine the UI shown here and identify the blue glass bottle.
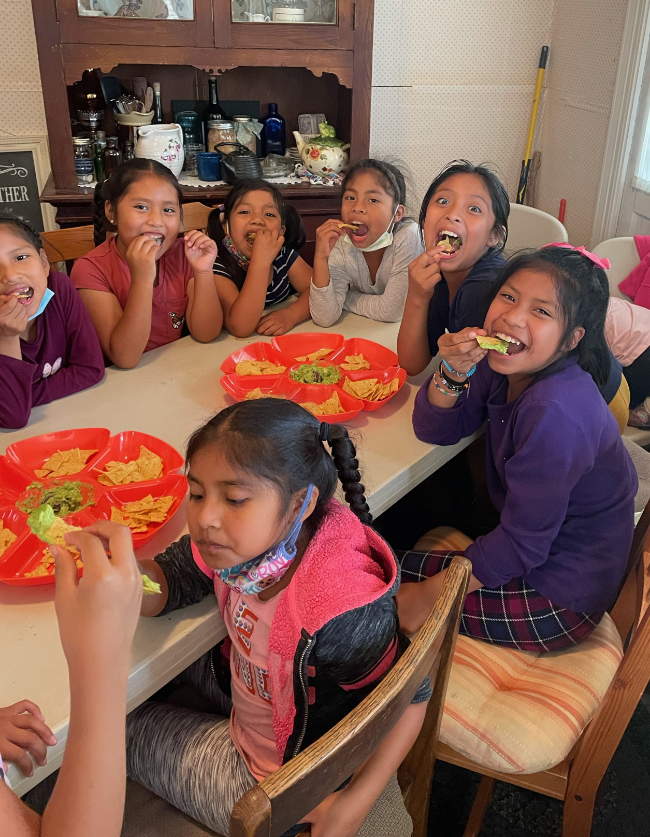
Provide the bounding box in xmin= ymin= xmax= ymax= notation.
xmin=261 ymin=103 xmax=286 ymax=156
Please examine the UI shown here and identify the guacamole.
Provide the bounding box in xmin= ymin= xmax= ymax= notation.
xmin=290 ymin=362 xmax=342 ymax=385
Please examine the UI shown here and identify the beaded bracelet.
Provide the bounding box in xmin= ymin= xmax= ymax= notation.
xmin=442 ymin=358 xmax=477 ymax=379
xmin=438 ymin=362 xmax=468 ymax=393
xmin=433 ymin=371 xmax=461 ymax=398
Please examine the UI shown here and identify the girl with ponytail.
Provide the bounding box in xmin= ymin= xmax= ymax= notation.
xmin=126 ymin=399 xmax=430 ymax=836
xmin=207 ymin=180 xmax=312 ymax=337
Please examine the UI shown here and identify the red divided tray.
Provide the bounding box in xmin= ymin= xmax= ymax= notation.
xmin=0 ymin=429 xmax=186 ymax=586
xmin=221 ymin=334 xmax=405 ymax=417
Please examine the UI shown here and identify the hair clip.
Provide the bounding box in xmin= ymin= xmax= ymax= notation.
xmin=218 ymin=204 xmax=225 ymax=211
xmin=541 ymin=242 xmax=611 ymax=270
xmin=318 ymin=421 xmax=331 ymax=444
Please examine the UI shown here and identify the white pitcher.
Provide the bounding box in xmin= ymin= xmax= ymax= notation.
xmin=135 ymin=123 xmax=185 ymax=178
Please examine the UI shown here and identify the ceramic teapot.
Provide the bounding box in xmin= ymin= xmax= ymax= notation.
xmin=292 ymin=120 xmax=350 ymax=175
xmin=135 ymin=123 xmax=184 ymax=177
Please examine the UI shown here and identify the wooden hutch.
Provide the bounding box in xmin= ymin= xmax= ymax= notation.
xmin=31 ymin=0 xmax=375 ymax=261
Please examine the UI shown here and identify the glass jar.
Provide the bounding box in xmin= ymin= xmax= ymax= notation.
xmin=73 ymin=137 xmax=94 ymax=186
xmin=103 ymin=136 xmax=122 ymax=177
xmin=207 ymin=119 xmax=237 ymax=154
xmin=233 ymin=116 xmax=259 ymax=155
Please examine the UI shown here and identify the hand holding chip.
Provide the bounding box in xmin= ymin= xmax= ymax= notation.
xmin=124 ymin=234 xmax=160 ymax=284
xmin=407 ymin=249 xmax=445 ymax=302
xmin=314 ymin=219 xmax=346 ymax=260
xmin=438 ymin=327 xmax=488 ymax=376
xmin=249 ymin=227 xmax=285 ymax=266
xmin=0 ymin=292 xmax=30 ymax=341
xmin=183 ymin=230 xmax=218 ymax=275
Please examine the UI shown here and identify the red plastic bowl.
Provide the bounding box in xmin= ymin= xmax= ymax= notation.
xmin=291 ymin=384 xmax=363 ymax=424
xmin=5 ymin=428 xmax=111 ymax=480
xmin=220 ymin=374 xmax=302 ymax=401
xmin=330 ymin=338 xmax=399 ymax=371
xmin=271 ymin=332 xmax=345 ymax=362
xmin=341 ymin=367 xmax=407 ymax=412
xmin=220 ymin=343 xmax=290 ymax=380
xmin=89 ymin=431 xmax=184 ymax=486
xmin=92 ymin=474 xmax=187 ymax=547
xmin=0 ymin=457 xmax=32 ymax=504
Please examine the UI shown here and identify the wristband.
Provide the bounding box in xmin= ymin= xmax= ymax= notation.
xmin=442 ymin=358 xmax=477 ymax=379
xmin=433 ymin=373 xmax=461 ymax=398
xmin=438 ymin=362 xmax=468 ymax=393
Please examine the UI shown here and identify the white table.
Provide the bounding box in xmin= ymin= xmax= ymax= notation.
xmin=0 ymin=314 xmax=475 ymax=796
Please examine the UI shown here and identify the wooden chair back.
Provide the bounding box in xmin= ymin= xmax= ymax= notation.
xmin=229 ymin=555 xmax=472 ymax=837
xmin=41 ymin=225 xmax=95 ymax=265
xmin=182 ymin=202 xmax=214 ymax=233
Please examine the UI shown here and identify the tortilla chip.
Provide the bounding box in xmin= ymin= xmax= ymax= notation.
xmin=339 ymin=354 xmax=371 ymax=371
xmin=97 ymin=446 xmax=163 ymax=486
xmin=244 ymin=388 xmax=287 ymax=401
xmin=299 ymin=391 xmax=346 ymax=417
xmin=235 ymin=360 xmax=286 ymax=376
xmin=295 ymin=348 xmax=333 ymax=363
xmin=25 ymin=545 xmax=82 ymax=578
xmin=111 ymin=494 xmax=174 ymax=534
xmin=35 ymin=448 xmax=97 ymax=479
xmin=343 ymin=377 xmax=400 ymax=402
xmin=0 ymin=522 xmax=17 ymax=557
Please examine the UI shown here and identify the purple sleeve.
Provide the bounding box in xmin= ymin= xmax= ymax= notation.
xmin=412 ymin=361 xmax=492 ymax=445
xmin=0 ymin=355 xmax=35 ymax=428
xmin=466 ymin=402 xmax=592 ymax=588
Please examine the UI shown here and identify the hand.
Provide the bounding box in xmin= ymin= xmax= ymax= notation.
xmin=438 ymin=327 xmax=488 ymax=377
xmin=314 ymin=218 xmax=346 ymax=260
xmin=249 ymin=227 xmax=284 ymax=266
xmin=124 ymin=234 xmax=160 ymax=283
xmin=51 ymin=521 xmax=143 ymax=677
xmin=0 ymin=292 xmax=30 ymax=340
xmin=256 ymin=307 xmax=298 ymax=336
xmin=184 ymin=230 xmax=218 ymax=274
xmin=303 ymin=789 xmax=367 ymax=837
xmin=406 ymin=247 xmax=444 ymax=303
xmin=0 ymin=700 xmax=56 ymax=777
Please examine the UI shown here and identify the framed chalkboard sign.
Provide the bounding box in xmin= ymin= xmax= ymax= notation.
xmin=0 ymin=137 xmax=55 ymax=233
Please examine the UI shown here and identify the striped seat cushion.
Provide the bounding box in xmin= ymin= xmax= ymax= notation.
xmin=413 ymin=527 xmax=625 ymax=775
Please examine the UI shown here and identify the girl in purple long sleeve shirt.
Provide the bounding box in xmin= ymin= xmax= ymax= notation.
xmin=0 ymin=216 xmax=104 ymax=429
xmin=397 ymin=245 xmax=637 ymax=651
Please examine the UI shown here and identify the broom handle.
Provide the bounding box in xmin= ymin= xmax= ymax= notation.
xmin=517 ymin=46 xmax=548 ymax=204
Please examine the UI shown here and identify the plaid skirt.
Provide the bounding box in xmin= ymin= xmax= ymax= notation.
xmin=398 ymin=528 xmax=604 ymax=652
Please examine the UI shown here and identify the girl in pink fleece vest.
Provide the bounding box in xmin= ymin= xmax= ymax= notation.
xmin=129 ymin=400 xmax=430 ymax=836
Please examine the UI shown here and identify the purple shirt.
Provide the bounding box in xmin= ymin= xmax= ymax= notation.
xmin=413 ymin=358 xmax=637 ymax=612
xmin=0 ymin=271 xmax=105 ymax=429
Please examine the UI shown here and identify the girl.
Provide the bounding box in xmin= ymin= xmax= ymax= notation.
xmin=396 ymin=245 xmax=637 ymax=651
xmin=71 ymin=160 xmax=223 ymax=369
xmin=310 ymin=159 xmax=423 ymax=327
xmin=397 ymin=159 xmax=509 ymax=376
xmin=207 ymin=180 xmax=312 ymax=337
xmin=0 ymin=216 xmax=104 ymax=429
xmin=127 ymin=400 xmax=430 ymax=836
xmin=604 ymin=296 xmax=650 ymax=427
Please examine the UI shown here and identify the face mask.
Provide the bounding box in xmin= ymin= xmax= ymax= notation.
xmin=223 ymin=234 xmax=249 ymax=269
xmin=342 ymin=206 xmax=400 ymax=253
xmin=29 ymin=288 xmax=54 ymax=322
xmin=218 ymin=484 xmax=315 ymax=596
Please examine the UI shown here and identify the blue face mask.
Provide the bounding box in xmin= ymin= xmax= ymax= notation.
xmin=29 ymin=288 xmax=54 ymax=322
xmin=219 ymin=484 xmax=315 ymax=596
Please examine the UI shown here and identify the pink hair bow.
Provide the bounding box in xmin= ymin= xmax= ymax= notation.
xmin=541 ymin=242 xmax=611 ymax=270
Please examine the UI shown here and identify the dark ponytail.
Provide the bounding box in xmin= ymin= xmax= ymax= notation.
xmin=185 ymin=399 xmax=372 ymax=535
xmin=92 ymin=158 xmax=184 ymax=246
xmin=207 ymin=179 xmax=306 ymax=291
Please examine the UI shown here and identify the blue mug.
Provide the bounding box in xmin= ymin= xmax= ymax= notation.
xmin=196 ymin=151 xmax=222 ymax=182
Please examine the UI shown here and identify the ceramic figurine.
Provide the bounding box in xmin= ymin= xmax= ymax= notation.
xmin=292 ymin=120 xmax=349 ymax=175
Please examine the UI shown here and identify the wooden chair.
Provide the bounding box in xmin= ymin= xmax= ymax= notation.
xmin=181 ymin=202 xmax=215 ymax=233
xmin=435 ymin=502 xmax=650 ymax=837
xmin=229 ymin=555 xmax=471 ymax=837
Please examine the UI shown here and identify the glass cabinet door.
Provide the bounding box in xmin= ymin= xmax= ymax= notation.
xmin=77 ymin=0 xmax=194 ymax=19
xmin=231 ymin=0 xmax=336 ymax=24
xmin=228 ymin=0 xmax=353 ymax=49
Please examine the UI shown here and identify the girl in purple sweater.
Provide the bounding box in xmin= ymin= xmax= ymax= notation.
xmin=397 ymin=245 xmax=637 ymax=651
xmin=0 ymin=216 xmax=104 ymax=429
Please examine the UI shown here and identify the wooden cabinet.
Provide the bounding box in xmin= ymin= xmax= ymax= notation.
xmin=33 ymin=0 xmax=375 ymax=234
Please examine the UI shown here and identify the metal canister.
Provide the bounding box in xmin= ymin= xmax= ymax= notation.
xmin=207 ymin=119 xmax=237 ymax=154
xmin=73 ymin=137 xmax=94 ymax=186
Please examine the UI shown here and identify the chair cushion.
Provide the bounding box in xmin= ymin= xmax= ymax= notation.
xmin=441 ymin=612 xmax=623 ymax=774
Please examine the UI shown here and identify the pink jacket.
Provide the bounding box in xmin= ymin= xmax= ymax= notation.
xmin=618 ymin=236 xmax=650 ymax=309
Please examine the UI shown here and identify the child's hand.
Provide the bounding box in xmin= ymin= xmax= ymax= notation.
xmin=124 ymin=234 xmax=160 ymax=282
xmin=438 ymin=327 xmax=488 ymax=376
xmin=51 ymin=521 xmax=143 ymax=677
xmin=407 ymin=247 xmax=444 ymax=302
xmin=256 ymin=307 xmax=297 ymax=336
xmin=314 ymin=219 xmax=346 ymax=260
xmin=249 ymin=227 xmax=284 ymax=265
xmin=0 ymin=292 xmax=30 ymax=339
xmin=184 ymin=230 xmax=218 ymax=274
xmin=0 ymin=700 xmax=57 ymax=777
xmin=303 ymin=789 xmax=367 ymax=837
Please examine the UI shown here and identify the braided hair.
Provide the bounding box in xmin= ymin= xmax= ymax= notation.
xmin=92 ymin=159 xmax=184 ymax=246
xmin=0 ymin=214 xmax=42 ymax=251
xmin=185 ymin=399 xmax=372 ymax=536
xmin=341 ymin=159 xmax=409 ymax=230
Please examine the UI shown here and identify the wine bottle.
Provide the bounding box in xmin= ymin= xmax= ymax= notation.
xmin=153 ymin=82 xmax=164 ymax=124
xmin=203 ymin=75 xmax=225 ymax=143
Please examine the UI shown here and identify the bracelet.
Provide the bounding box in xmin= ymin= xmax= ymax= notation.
xmin=433 ymin=372 xmax=461 ymax=398
xmin=438 ymin=362 xmax=468 ymax=392
xmin=442 ymin=358 xmax=477 ymax=379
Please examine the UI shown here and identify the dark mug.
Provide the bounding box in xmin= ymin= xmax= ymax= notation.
xmin=196 ymin=151 xmax=222 ymax=182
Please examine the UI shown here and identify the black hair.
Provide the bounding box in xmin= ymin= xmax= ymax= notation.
xmin=419 ymin=159 xmax=510 ymax=255
xmin=0 ymin=214 xmax=43 ymax=251
xmin=488 ymin=246 xmax=612 ymax=391
xmin=207 ymin=179 xmax=306 ymax=291
xmin=92 ymin=159 xmax=184 ymax=246
xmin=342 ymin=159 xmax=407 ymax=209
xmin=185 ymin=399 xmax=372 ymax=537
